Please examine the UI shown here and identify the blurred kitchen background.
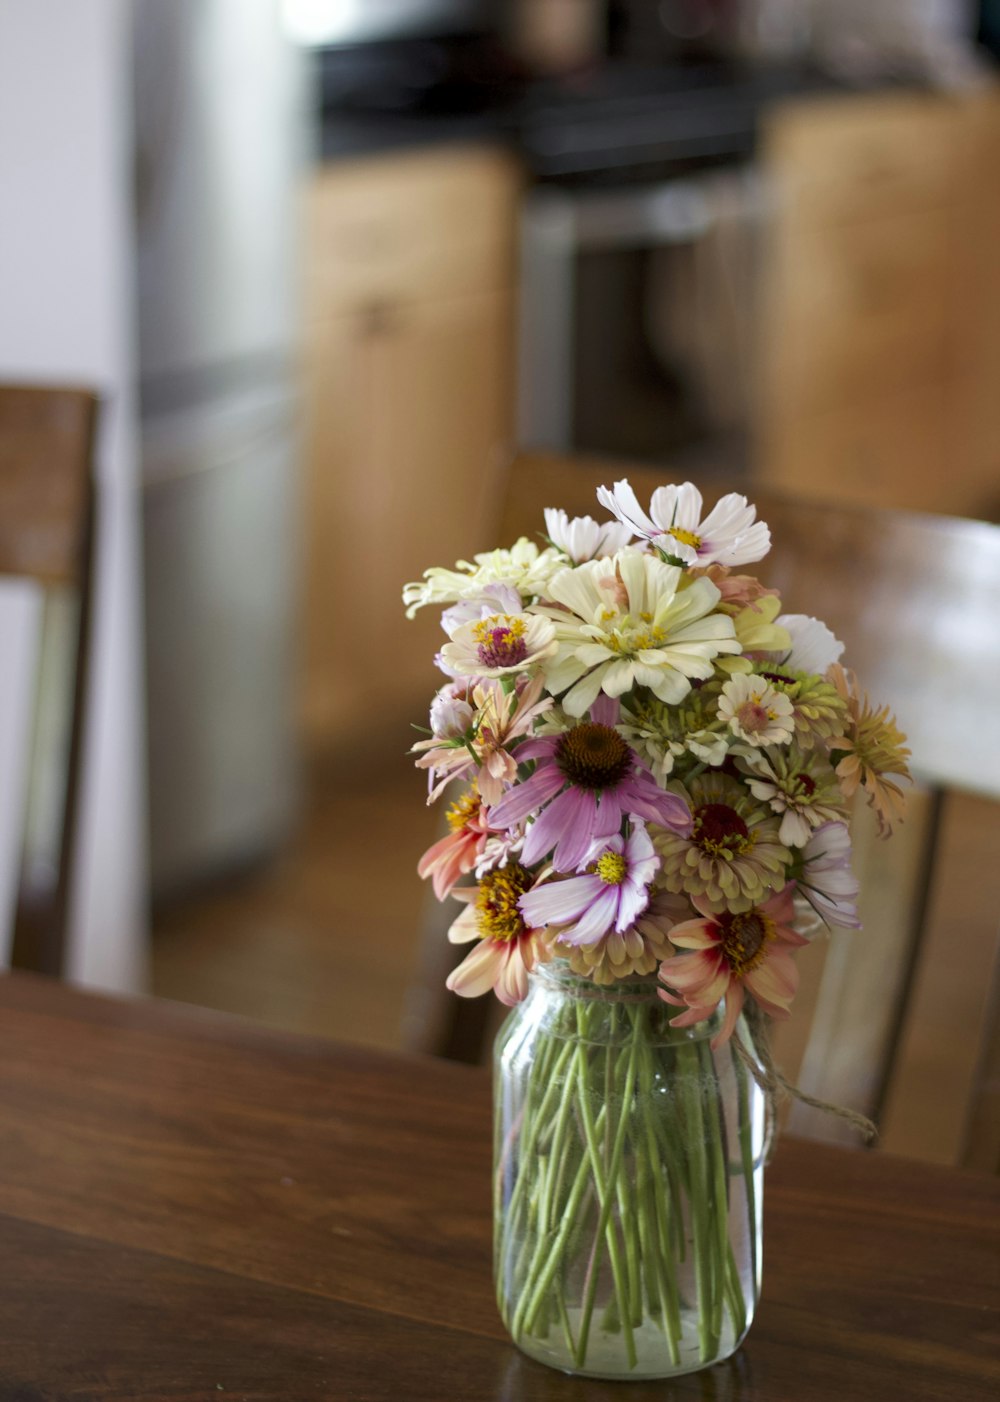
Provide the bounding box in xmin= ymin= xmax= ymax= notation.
xmin=1 ymin=2 xmax=999 ymax=1082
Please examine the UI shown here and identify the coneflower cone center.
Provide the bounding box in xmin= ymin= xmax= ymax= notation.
xmin=476 ymin=862 xmax=532 ymax=942
xmin=556 ymin=723 xmax=632 ymax=791
xmin=693 ymin=802 xmax=754 ymax=858
xmin=718 ymin=909 xmax=775 ymax=977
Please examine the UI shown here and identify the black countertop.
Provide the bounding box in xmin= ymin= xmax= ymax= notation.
xmin=317 ymin=58 xmax=856 ymax=182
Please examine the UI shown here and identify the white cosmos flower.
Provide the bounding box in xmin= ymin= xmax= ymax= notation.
xmin=718 ymin=673 xmax=795 ymax=747
xmin=741 ymin=749 xmax=847 ymax=848
xmin=596 ymin=479 xmax=770 ymax=567
xmin=544 ymin=508 xmax=633 ymax=563
xmin=440 ymin=611 xmax=558 ymax=678
xmin=777 ymin=614 xmax=845 ymax=675
xmin=540 ymin=550 xmax=740 ymax=717
xmin=402 ymin=539 xmax=565 ymax=618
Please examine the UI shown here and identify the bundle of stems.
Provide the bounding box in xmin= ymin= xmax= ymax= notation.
xmin=493 ymin=982 xmax=762 ymax=1377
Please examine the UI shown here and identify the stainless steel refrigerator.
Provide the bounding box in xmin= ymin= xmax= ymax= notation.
xmin=134 ymin=0 xmax=307 ymax=894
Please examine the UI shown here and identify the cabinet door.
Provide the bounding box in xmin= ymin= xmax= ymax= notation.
xmin=301 ymin=287 xmax=514 ymax=750
xmin=754 ymin=93 xmax=998 ymax=517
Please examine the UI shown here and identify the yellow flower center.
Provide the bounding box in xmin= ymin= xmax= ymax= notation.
xmin=606 ymin=620 xmax=667 ymax=653
xmin=475 ymin=862 xmax=532 ymax=943
xmin=473 ymin=615 xmax=528 ymax=669
xmin=668 ymin=526 xmax=701 ymax=550
xmin=446 ymin=788 xmax=480 ymax=832
xmin=718 ymin=909 xmax=775 ymax=977
xmin=593 ymin=851 xmax=628 ymax=886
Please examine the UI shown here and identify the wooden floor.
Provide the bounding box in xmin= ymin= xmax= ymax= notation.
xmin=151 ymin=757 xmax=440 ymax=1053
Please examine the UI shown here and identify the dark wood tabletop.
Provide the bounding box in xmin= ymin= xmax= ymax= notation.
xmin=0 ymin=971 xmax=997 ymax=1402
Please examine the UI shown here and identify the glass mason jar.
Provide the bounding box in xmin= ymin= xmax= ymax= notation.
xmin=493 ymin=961 xmax=766 ymax=1380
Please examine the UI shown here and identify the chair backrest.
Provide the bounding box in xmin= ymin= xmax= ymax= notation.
xmin=408 ymin=450 xmax=1000 ymax=1171
xmin=0 ymin=384 xmax=97 ymax=975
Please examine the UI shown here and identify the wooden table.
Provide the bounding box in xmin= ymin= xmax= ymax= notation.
xmin=1 ymin=972 xmax=997 ymax=1401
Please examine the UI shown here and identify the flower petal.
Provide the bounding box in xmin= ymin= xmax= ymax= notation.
xmin=445 ymin=938 xmax=500 ymax=997
xmin=561 ymin=886 xmax=620 ymax=946
xmin=519 ymin=873 xmax=600 ymax=927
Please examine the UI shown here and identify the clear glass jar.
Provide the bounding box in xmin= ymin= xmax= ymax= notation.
xmin=493 ymin=961 xmax=766 ymax=1380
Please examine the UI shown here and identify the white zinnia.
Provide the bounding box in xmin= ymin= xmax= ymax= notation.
xmin=402 ymin=538 xmax=564 ymax=618
xmin=596 ymin=479 xmax=770 ymax=567
xmin=540 ymin=550 xmax=740 ymax=717
xmin=544 ymin=508 xmax=633 ymax=563
xmin=779 ymin=614 xmax=844 ymax=675
xmin=718 ymin=674 xmax=794 ymax=747
xmin=440 ymin=611 xmax=558 ymax=678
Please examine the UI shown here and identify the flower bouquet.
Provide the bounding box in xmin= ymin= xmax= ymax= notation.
xmin=404 ymin=479 xmax=910 ymax=1379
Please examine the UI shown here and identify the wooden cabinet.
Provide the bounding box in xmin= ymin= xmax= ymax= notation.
xmin=756 ymin=90 xmax=1000 ymax=519
xmin=300 ymin=146 xmax=522 ymax=752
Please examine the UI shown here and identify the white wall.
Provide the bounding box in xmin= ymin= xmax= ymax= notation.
xmin=0 ymin=0 xmax=148 ymax=993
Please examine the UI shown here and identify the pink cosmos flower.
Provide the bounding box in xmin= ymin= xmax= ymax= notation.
xmin=417 ymin=787 xmax=490 ymax=900
xmin=518 ymin=822 xmax=659 ymax=946
xmin=657 ymin=883 xmax=808 ymax=1048
xmin=446 ymin=862 xmax=547 ymax=1006
xmin=795 ymin=821 xmax=862 ymax=929
xmin=488 ymin=696 xmax=691 ymax=872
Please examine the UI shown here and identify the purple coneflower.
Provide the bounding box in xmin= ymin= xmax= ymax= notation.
xmin=488 ymin=698 xmax=691 ymax=872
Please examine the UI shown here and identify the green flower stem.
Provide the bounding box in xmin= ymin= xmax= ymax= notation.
xmin=573 ymin=1010 xmax=640 ymax=1371
xmin=675 ymin=1040 xmax=718 ymax=1361
xmin=733 ymin=1042 xmax=758 ymax=1281
xmin=700 ymin=1038 xmax=730 ymax=1351
xmin=496 ymin=989 xmax=760 ymax=1376
xmin=511 ymin=1102 xmax=609 ymax=1340
xmin=554 ymin=1282 xmax=578 ymax=1359
xmin=724 ymin=1245 xmax=747 ymax=1340
xmin=636 ymin=1035 xmax=683 ymax=1364
xmin=499 ymin=1033 xmax=574 ymax=1237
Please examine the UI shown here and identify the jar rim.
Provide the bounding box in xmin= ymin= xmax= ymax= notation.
xmin=530 ymin=960 xmax=728 ymax=1044
xmin=532 ymin=959 xmax=663 ymax=1003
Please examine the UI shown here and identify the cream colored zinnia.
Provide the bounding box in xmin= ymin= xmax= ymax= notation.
xmin=402 ymin=538 xmax=565 ymax=618
xmin=718 ymin=673 xmax=795 ymax=747
xmin=540 ymin=550 xmax=741 ymax=718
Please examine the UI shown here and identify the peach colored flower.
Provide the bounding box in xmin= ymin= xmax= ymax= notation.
xmin=657 ymin=884 xmax=807 ymax=1048
xmin=412 ymin=674 xmax=553 ymax=805
xmin=417 ymin=787 xmax=490 ymax=900
xmin=827 ymin=664 xmax=911 ymax=837
xmin=695 ymin=563 xmax=779 ymax=612
xmin=446 ymin=863 xmax=549 ymax=1006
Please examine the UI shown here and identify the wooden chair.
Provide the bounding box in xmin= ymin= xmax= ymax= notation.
xmin=0 ymin=384 xmax=98 ymax=976
xmin=406 ymin=449 xmax=1000 ymax=1173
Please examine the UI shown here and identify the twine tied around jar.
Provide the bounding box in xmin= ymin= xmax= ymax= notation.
xmin=732 ymin=1000 xmax=878 ymax=1152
